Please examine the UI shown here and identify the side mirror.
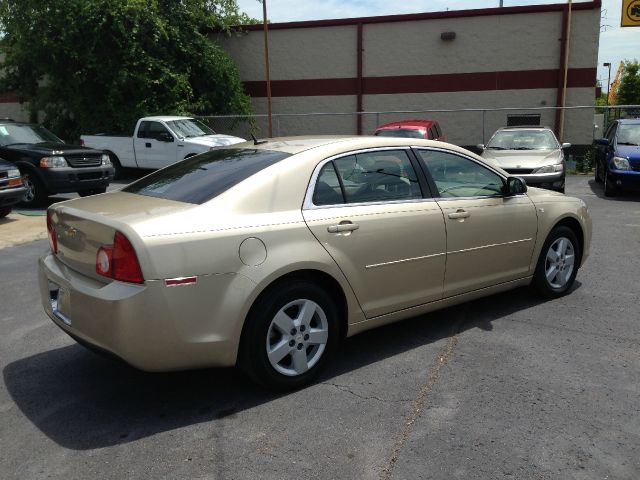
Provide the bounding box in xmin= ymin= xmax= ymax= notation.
xmin=504 ymin=176 xmax=527 ymax=196
xmin=561 ymin=142 xmax=571 ymax=149
xmin=157 ymin=132 xmax=174 ymax=142
xmin=597 ymin=138 xmax=609 ymax=146
xmin=476 ymin=144 xmax=485 ymax=151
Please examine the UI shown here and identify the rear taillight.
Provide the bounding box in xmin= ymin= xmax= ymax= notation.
xmin=79 ymin=138 xmax=85 ymax=146
xmin=96 ymin=231 xmax=144 ymax=283
xmin=47 ymin=209 xmax=57 ymax=254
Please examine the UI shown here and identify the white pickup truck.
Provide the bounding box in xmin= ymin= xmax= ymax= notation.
xmin=80 ymin=116 xmax=245 ymax=175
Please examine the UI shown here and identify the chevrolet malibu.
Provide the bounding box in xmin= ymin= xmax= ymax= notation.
xmin=39 ymin=137 xmax=591 ymax=390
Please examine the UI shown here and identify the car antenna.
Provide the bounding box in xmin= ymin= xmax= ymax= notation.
xmin=251 ymin=133 xmax=268 ymax=145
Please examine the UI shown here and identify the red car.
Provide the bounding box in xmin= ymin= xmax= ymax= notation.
xmin=374 ymin=119 xmax=445 ymax=141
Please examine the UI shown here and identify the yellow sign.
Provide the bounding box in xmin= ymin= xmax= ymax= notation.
xmin=622 ymin=0 xmax=640 ymax=26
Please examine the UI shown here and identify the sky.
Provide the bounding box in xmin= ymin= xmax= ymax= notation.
xmin=236 ymin=0 xmax=640 ymax=91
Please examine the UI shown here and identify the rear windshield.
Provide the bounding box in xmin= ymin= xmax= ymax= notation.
xmin=375 ymin=129 xmax=425 ymax=139
xmin=123 ymin=148 xmax=291 ymax=204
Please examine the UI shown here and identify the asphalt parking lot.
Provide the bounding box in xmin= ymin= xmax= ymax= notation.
xmin=0 ymin=175 xmax=639 ymax=480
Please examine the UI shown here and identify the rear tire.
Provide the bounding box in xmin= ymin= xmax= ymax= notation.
xmin=0 ymin=206 xmax=11 ymax=218
xmin=19 ymin=171 xmax=48 ymax=207
xmin=532 ymin=225 xmax=580 ymax=298
xmin=594 ymin=161 xmax=603 ymax=184
xmin=239 ymin=280 xmax=339 ymax=391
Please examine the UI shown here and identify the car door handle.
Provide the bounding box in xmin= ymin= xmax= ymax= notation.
xmin=145 ymin=142 xmax=152 ymax=148
xmin=327 ymin=222 xmax=359 ymax=233
xmin=448 ymin=209 xmax=470 ymax=220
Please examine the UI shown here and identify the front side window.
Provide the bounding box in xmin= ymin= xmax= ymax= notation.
xmin=124 ymin=148 xmax=291 ymax=204
xmin=146 ymin=122 xmax=172 ymax=141
xmin=311 ymin=149 xmax=423 ymax=206
xmin=418 ymin=150 xmax=504 ymax=198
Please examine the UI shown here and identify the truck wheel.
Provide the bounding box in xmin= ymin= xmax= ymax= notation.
xmin=108 ymin=153 xmax=124 ymax=180
xmin=78 ymin=188 xmax=107 ymax=197
xmin=0 ymin=207 xmax=11 ymax=218
xmin=20 ymin=171 xmax=48 ymax=207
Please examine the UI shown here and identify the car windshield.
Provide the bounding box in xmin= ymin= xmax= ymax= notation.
xmin=166 ymin=119 xmax=216 ymax=138
xmin=0 ymin=123 xmax=63 ymax=146
xmin=123 ymin=148 xmax=291 ymax=204
xmin=486 ymin=130 xmax=559 ymax=150
xmin=375 ymin=129 xmax=425 ymax=139
xmin=617 ymin=124 xmax=640 ymax=146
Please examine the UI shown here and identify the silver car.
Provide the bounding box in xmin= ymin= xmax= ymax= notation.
xmin=479 ymin=127 xmax=570 ymax=193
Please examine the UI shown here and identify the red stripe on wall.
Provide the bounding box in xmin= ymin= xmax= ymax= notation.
xmin=244 ymin=68 xmax=596 ymax=98
xmin=0 ymin=92 xmax=20 ymax=103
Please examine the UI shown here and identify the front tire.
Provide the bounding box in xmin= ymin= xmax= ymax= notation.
xmin=594 ymin=160 xmax=603 ymax=184
xmin=532 ymin=226 xmax=580 ymax=298
xmin=20 ymin=171 xmax=48 ymax=207
xmin=240 ymin=280 xmax=339 ymax=391
xmin=604 ymin=170 xmax=616 ymax=197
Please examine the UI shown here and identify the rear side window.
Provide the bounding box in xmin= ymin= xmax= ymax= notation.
xmin=312 ymin=150 xmax=423 ymax=206
xmin=124 ymin=149 xmax=291 ymax=204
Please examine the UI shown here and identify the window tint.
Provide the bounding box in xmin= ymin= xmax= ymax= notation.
xmin=124 ymin=149 xmax=291 ymax=204
xmin=137 ymin=121 xmax=150 ymax=138
xmin=374 ymin=129 xmax=425 ymax=139
xmin=147 ymin=122 xmax=171 ymax=140
xmin=434 ymin=123 xmax=442 ymax=138
xmin=606 ymin=123 xmax=617 ymax=142
xmin=313 ymin=162 xmax=344 ymax=206
xmin=428 ymin=127 xmax=436 ymax=140
xmin=418 ymin=150 xmax=504 ymax=198
xmin=312 ymin=150 xmax=423 ymax=206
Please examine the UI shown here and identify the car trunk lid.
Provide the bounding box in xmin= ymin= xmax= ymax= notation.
xmin=49 ymin=191 xmax=193 ymax=281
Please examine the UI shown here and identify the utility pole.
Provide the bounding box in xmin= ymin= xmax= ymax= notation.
xmin=262 ymin=0 xmax=273 ymax=137
xmin=558 ymin=0 xmax=573 ymax=142
xmin=603 ymin=62 xmax=611 ymax=106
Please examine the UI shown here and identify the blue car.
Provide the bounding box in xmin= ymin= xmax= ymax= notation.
xmin=595 ymin=119 xmax=640 ymax=196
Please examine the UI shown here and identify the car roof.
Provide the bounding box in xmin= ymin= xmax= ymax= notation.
xmin=227 ymin=135 xmax=470 ymax=156
xmin=142 ymin=116 xmax=194 ymax=122
xmin=375 ymin=119 xmax=438 ymax=130
xmin=497 ymin=126 xmax=553 ymax=131
xmin=616 ymin=119 xmax=640 ymax=125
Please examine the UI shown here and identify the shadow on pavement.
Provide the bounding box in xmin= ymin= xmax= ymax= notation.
xmin=3 ymin=287 xmax=556 ymax=450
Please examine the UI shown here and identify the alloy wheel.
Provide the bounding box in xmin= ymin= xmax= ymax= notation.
xmin=22 ymin=174 xmax=36 ymax=203
xmin=544 ymin=237 xmax=575 ymax=289
xmin=265 ymin=298 xmax=329 ymax=376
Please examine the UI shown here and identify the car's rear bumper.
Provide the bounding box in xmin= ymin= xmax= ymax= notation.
xmin=0 ymin=186 xmax=26 ymax=207
xmin=38 ymin=253 xmax=253 ymax=371
xmin=41 ymin=166 xmax=114 ymax=193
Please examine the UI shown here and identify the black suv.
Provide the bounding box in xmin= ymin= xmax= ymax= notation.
xmin=0 ymin=120 xmax=114 ymax=206
xmin=0 ymin=158 xmax=26 ymax=218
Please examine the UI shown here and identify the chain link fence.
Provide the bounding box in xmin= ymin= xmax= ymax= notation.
xmin=199 ymin=105 xmax=640 ymax=172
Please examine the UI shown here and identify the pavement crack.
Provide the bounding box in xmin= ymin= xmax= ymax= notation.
xmin=320 ymin=382 xmax=411 ymax=403
xmin=380 ymin=321 xmax=462 ymax=480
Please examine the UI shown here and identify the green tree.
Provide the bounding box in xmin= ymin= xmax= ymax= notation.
xmin=0 ymin=0 xmax=253 ymax=141
xmin=616 ymin=60 xmax=640 ymax=106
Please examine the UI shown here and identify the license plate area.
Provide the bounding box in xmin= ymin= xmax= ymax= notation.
xmin=48 ymin=281 xmax=72 ymax=326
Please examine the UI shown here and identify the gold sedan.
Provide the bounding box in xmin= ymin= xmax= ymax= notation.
xmin=39 ymin=137 xmax=591 ymax=389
